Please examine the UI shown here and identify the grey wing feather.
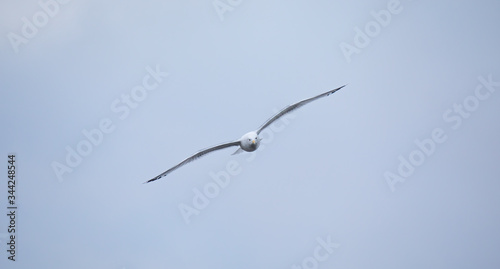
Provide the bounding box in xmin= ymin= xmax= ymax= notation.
xmin=145 ymin=141 xmax=240 ymax=183
xmin=256 ymin=85 xmax=346 ymax=134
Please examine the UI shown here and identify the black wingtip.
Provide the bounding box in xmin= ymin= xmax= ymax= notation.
xmin=143 ymin=177 xmax=157 ymax=184
xmin=335 ymin=84 xmax=347 ymax=92
xmin=327 ymin=85 xmax=347 ymax=96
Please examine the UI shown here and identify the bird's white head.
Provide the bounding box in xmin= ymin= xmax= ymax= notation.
xmin=240 ymin=131 xmax=261 ymax=152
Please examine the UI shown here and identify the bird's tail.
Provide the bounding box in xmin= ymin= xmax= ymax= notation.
xmin=231 ymin=148 xmax=244 ymax=155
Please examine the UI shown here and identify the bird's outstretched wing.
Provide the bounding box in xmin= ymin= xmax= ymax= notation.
xmin=256 ymin=85 xmax=346 ymax=134
xmin=145 ymin=141 xmax=241 ymax=183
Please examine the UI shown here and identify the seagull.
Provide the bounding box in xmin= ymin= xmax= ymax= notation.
xmin=145 ymin=85 xmax=346 ymax=183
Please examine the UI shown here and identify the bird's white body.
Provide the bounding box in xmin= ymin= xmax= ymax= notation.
xmin=239 ymin=131 xmax=261 ymax=152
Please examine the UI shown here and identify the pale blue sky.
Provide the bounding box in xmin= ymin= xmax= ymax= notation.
xmin=1 ymin=0 xmax=500 ymax=268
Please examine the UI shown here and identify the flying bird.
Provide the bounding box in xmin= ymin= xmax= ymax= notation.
xmin=145 ymin=85 xmax=346 ymax=183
